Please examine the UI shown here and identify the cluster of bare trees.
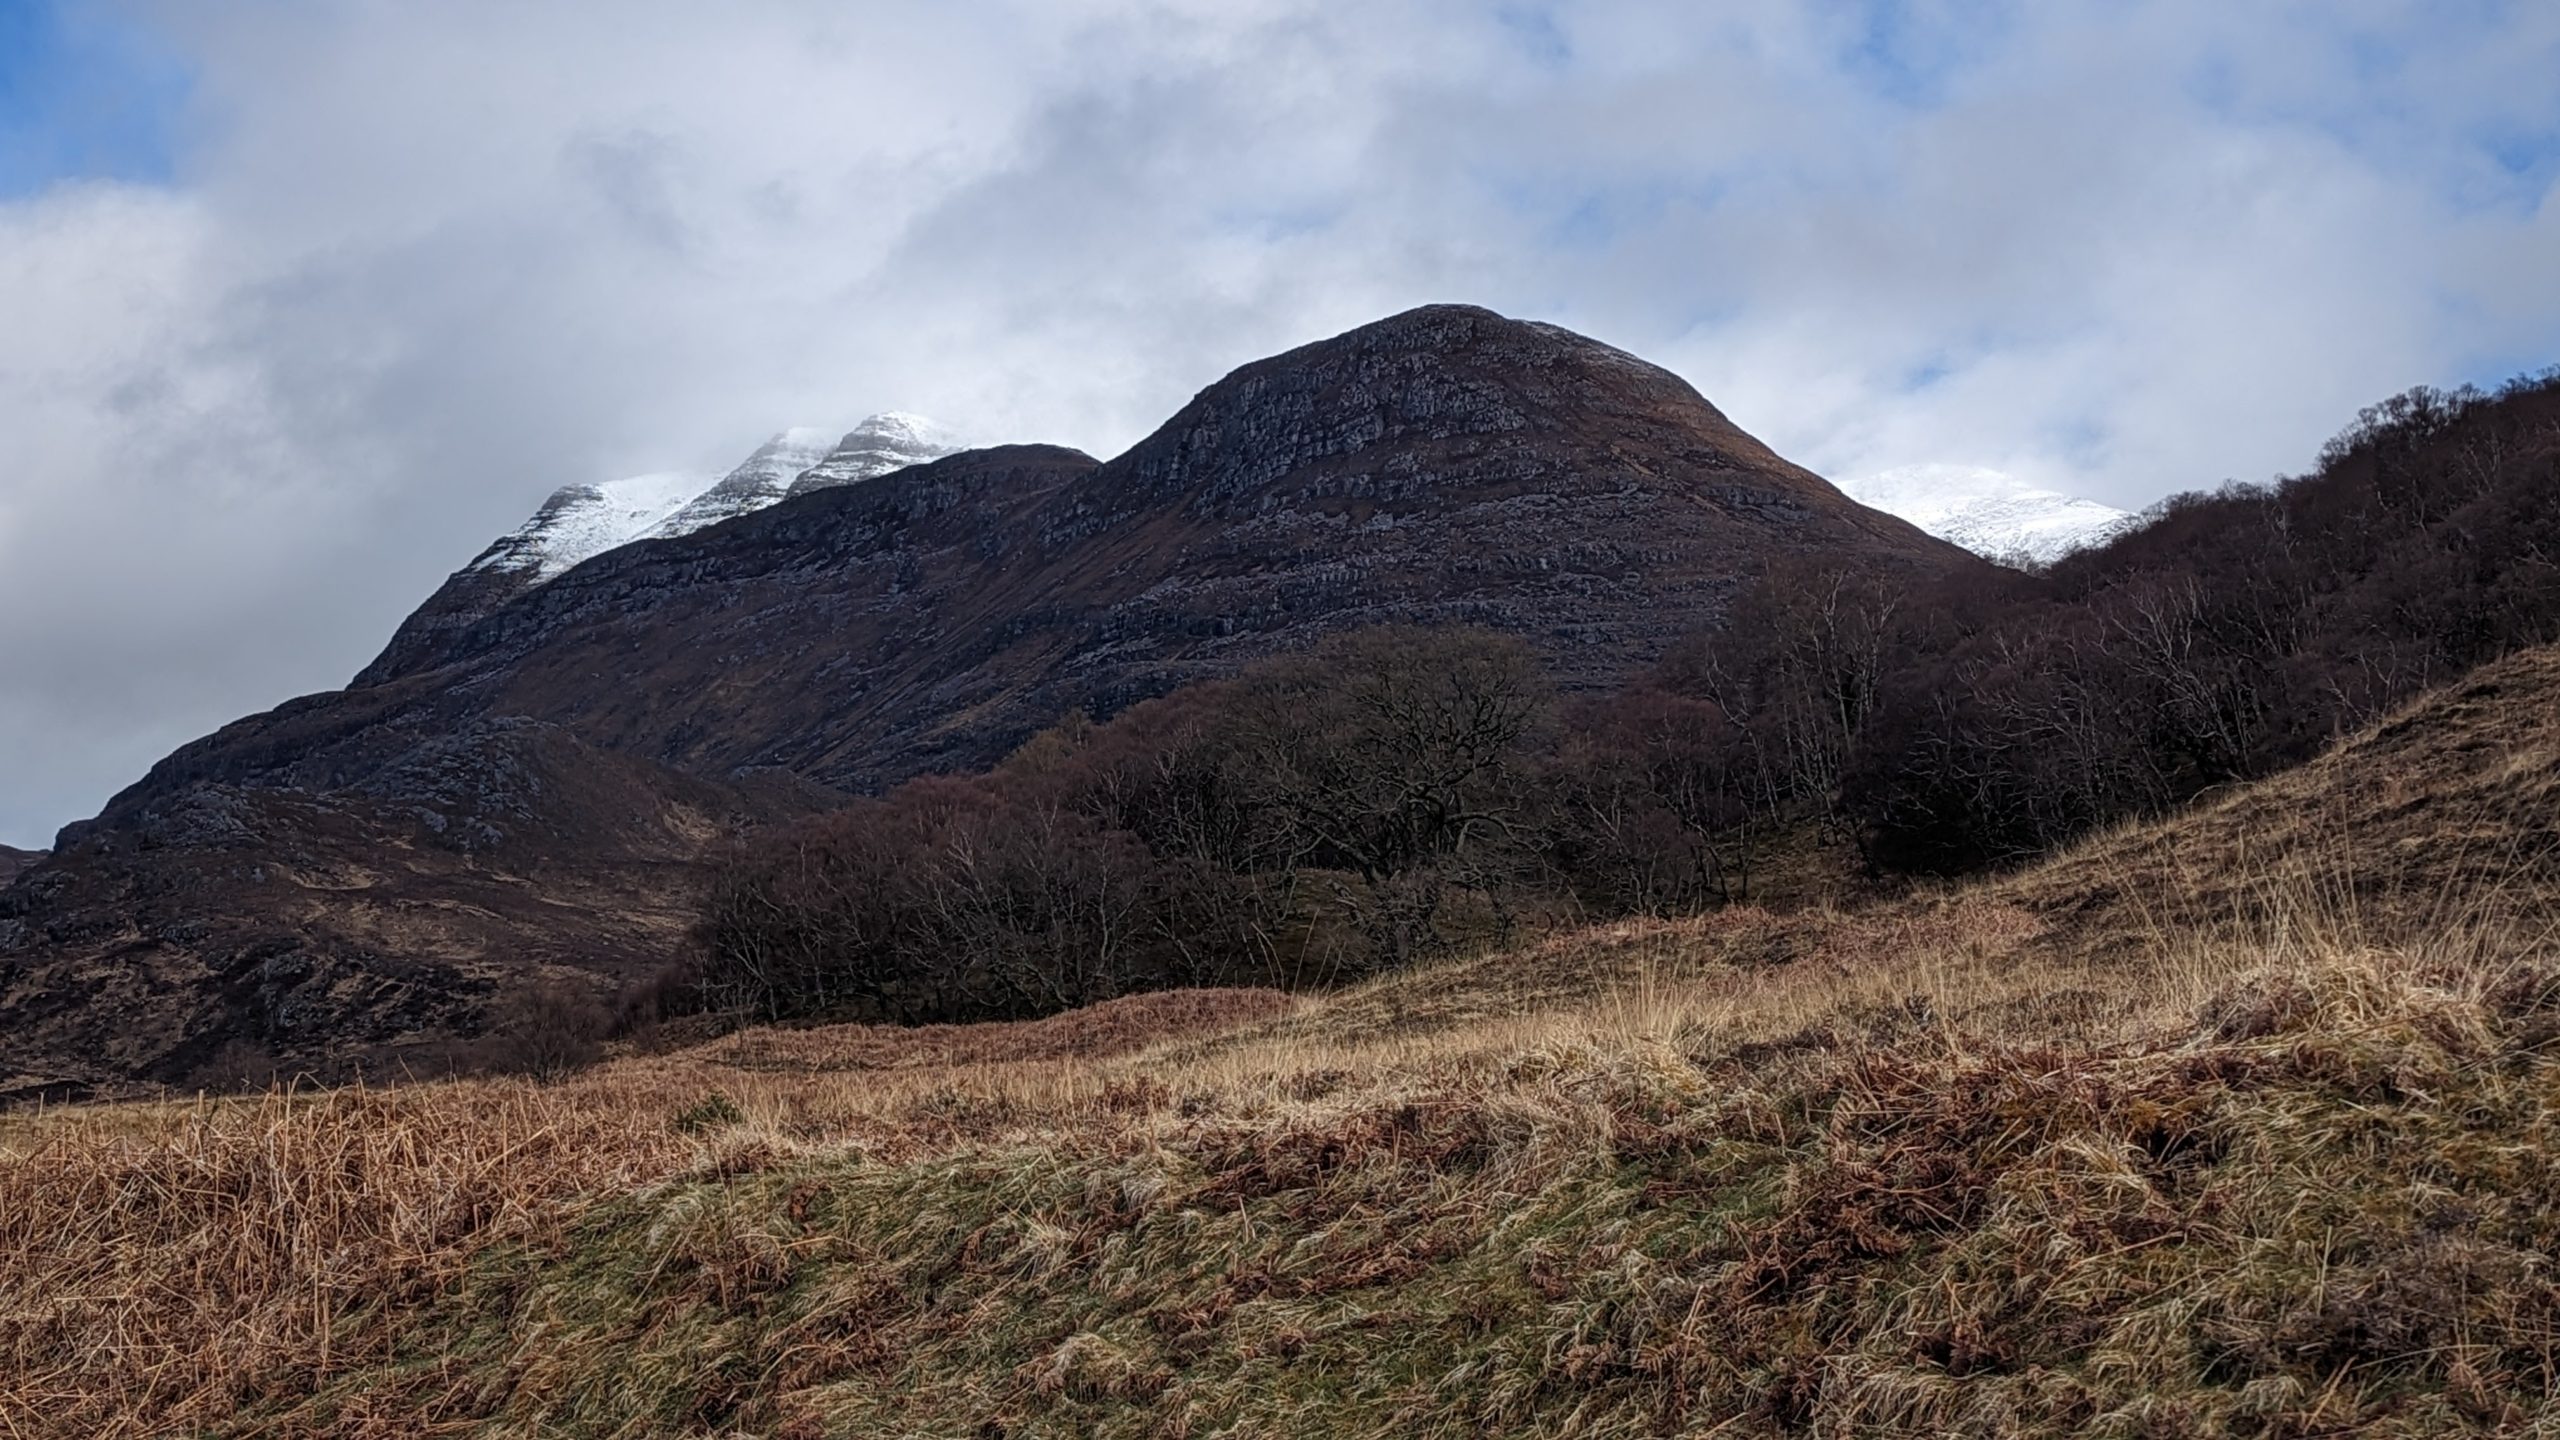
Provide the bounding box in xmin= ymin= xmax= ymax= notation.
xmin=1845 ymin=370 xmax=2560 ymax=870
xmin=689 ymin=622 xmax=1853 ymax=1026
xmin=692 ymin=781 xmax=1164 ymax=1023
xmin=693 ymin=628 xmax=1652 ymax=1024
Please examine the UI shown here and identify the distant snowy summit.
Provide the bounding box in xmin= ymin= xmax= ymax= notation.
xmin=788 ymin=413 xmax=961 ymax=498
xmin=469 ymin=413 xmax=961 ymax=585
xmin=462 ymin=472 xmax=711 ymax=583
xmin=1838 ymin=464 xmax=2136 ymax=567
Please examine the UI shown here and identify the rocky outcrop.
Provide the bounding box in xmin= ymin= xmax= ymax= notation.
xmin=0 ymin=726 xmax=828 ymax=1095
xmin=640 ymin=429 xmax=840 ymax=541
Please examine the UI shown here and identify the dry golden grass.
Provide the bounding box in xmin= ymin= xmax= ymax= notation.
xmin=6 ymin=657 xmax=2560 ymax=1436
xmin=1993 ymin=640 xmax=2560 ymax=961
xmin=7 ymin=878 xmax=2553 ymax=1437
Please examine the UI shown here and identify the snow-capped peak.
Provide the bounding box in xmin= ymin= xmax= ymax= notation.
xmin=641 ymin=428 xmax=847 ymax=540
xmin=788 ymin=412 xmax=964 ymax=497
xmin=1838 ymin=464 xmax=2136 ymax=567
xmin=467 ymin=470 xmax=716 ymax=582
xmin=461 ymin=413 xmax=964 ymax=592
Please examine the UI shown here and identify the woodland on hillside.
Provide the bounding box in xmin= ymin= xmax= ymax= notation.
xmin=677 ymin=368 xmax=2560 ymax=1029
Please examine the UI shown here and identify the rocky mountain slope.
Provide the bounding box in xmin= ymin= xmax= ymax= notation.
xmin=0 ymin=305 xmax=1976 ymax=1092
xmin=209 ymin=304 xmax=1968 ymax=800
xmin=0 ymin=729 xmax=828 ymax=1103
xmin=1839 ymin=463 xmax=2135 ymax=565
xmin=782 ymin=412 xmax=962 ymax=499
xmin=640 ymin=414 xmax=960 ymax=541
xmin=0 ymin=847 xmax=40 ymax=887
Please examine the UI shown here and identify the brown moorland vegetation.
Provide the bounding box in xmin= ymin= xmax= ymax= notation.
xmin=6 ymin=644 xmax=2560 ymax=1436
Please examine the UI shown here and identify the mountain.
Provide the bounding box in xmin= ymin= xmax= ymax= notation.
xmin=636 ymin=429 xmax=839 ymax=541
xmin=641 ymin=414 xmax=960 ymax=538
xmin=0 ymin=304 xmax=1978 ymax=1092
xmin=359 ymin=414 xmax=959 ymax=685
xmin=188 ymin=303 xmax=1969 ymax=800
xmin=471 ymin=470 xmax=718 ymax=584
xmin=783 ymin=412 xmax=963 ymax=498
xmin=0 ymin=846 xmax=40 ymax=887
xmin=1839 ymin=463 xmax=2135 ymax=566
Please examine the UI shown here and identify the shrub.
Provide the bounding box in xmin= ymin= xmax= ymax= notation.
xmin=695 ymin=627 xmax=1624 ymax=1025
xmin=475 ymin=980 xmax=611 ymax=1079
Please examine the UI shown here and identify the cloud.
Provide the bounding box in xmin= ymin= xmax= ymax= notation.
xmin=2 ymin=0 xmax=2556 ymax=847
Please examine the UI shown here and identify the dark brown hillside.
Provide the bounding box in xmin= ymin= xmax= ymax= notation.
xmin=0 ymin=847 xmax=38 ymax=887
xmin=0 ymin=304 xmax=1974 ymax=1091
xmin=112 ymin=305 xmax=1963 ymax=817
xmin=0 ymin=726 xmax=828 ymax=1098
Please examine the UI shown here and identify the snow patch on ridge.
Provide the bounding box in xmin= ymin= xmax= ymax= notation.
xmin=642 ymin=428 xmax=847 ymax=540
xmin=464 ymin=413 xmax=965 ymax=590
xmin=1840 ymin=464 xmax=2136 ymax=567
xmin=788 ymin=412 xmax=964 ymax=497
xmin=468 ymin=471 xmax=717 ymax=582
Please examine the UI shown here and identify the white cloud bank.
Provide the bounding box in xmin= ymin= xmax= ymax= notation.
xmin=2 ymin=0 xmax=2556 ymax=847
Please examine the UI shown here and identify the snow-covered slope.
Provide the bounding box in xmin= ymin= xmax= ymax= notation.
xmin=787 ymin=412 xmax=962 ymax=497
xmin=642 ymin=428 xmax=844 ymax=540
xmin=1839 ymin=464 xmax=2136 ymax=567
xmin=466 ymin=471 xmax=716 ymax=582
xmin=468 ymin=413 xmax=960 ymax=588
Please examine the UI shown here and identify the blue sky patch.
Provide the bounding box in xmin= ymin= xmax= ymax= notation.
xmin=0 ymin=0 xmax=192 ymax=196
xmin=1839 ymin=0 xmax=2011 ymax=109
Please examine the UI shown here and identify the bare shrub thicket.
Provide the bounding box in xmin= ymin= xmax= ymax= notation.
xmin=692 ymin=628 xmax=1808 ymax=1025
xmin=1845 ymin=370 xmax=2560 ymax=871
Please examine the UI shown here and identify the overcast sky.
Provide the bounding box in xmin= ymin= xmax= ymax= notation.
xmin=2 ymin=1 xmax=2556 ymax=849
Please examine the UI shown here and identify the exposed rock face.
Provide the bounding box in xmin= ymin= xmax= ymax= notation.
xmin=0 ymin=728 xmax=828 ymax=1097
xmin=476 ymin=471 xmax=719 ymax=583
xmin=1 ymin=304 xmax=1977 ymax=1093
xmin=363 ymin=471 xmax=719 ymax=680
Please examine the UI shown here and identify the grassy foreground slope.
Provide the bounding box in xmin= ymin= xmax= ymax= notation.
xmin=5 ymin=650 xmax=2559 ymax=1437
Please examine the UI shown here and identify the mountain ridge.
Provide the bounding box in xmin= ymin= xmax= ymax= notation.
xmin=1 ymin=303 xmax=1977 ymax=1091
xmin=359 ymin=412 xmax=960 ymax=686
xmin=0 ymin=846 xmax=40 ymax=888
